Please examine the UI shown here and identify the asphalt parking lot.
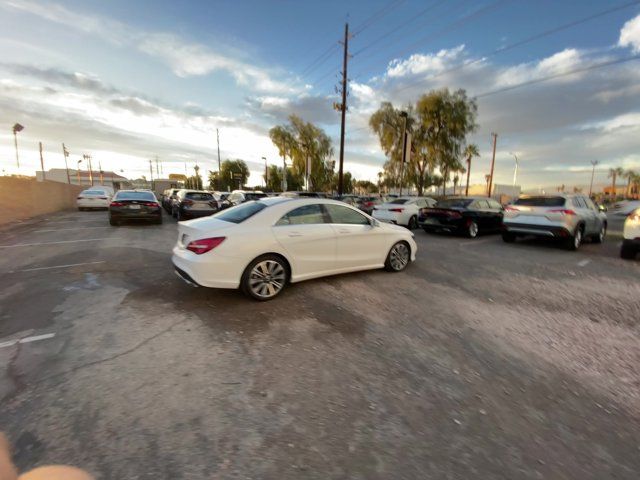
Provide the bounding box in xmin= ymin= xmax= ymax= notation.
xmin=1 ymin=208 xmax=639 ymax=479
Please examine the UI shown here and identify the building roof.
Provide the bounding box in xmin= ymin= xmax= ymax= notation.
xmin=48 ymin=168 xmax=128 ymax=180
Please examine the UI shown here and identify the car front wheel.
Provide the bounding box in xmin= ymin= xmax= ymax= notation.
xmin=467 ymin=221 xmax=479 ymax=238
xmin=592 ymin=224 xmax=606 ymax=244
xmin=241 ymin=254 xmax=289 ymax=301
xmin=566 ymin=226 xmax=583 ymax=251
xmin=385 ymin=241 xmax=410 ymax=272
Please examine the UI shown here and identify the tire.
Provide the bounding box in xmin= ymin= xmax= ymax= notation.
xmin=565 ymin=225 xmax=583 ymax=251
xmin=109 ymin=218 xmax=119 ymax=226
xmin=592 ymin=224 xmax=606 ymax=244
xmin=407 ymin=216 xmax=418 ymax=230
xmin=241 ymin=254 xmax=289 ymax=301
xmin=502 ymin=232 xmax=516 ymax=243
xmin=620 ymin=242 xmax=636 ymax=260
xmin=467 ymin=221 xmax=479 ymax=238
xmin=384 ymin=241 xmax=411 ymax=272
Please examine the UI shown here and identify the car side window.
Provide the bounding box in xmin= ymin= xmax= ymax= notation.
xmin=276 ymin=204 xmax=327 ymax=226
xmin=573 ymin=197 xmax=586 ymax=209
xmin=417 ymin=199 xmax=427 ymax=208
xmin=325 ymin=204 xmax=370 ymax=225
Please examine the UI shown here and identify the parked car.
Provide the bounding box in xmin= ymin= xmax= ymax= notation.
xmin=77 ymin=188 xmax=112 ymax=210
xmin=419 ymin=197 xmax=504 ymax=238
xmin=612 ymin=200 xmax=640 ymax=216
xmin=172 ymin=190 xmax=219 ymax=221
xmin=162 ymin=188 xmax=181 ymax=213
xmin=620 ymin=208 xmax=639 ymax=259
xmin=172 ymin=198 xmax=417 ymax=300
xmin=358 ymin=196 xmax=382 ymax=215
xmin=502 ymin=194 xmax=607 ymax=250
xmin=109 ymin=190 xmax=162 ymax=226
xmin=280 ymin=191 xmax=328 ymax=198
xmin=373 ymin=197 xmax=436 ymax=229
xmin=336 ymin=195 xmax=361 ymax=207
xmin=219 ymin=190 xmax=268 ymax=209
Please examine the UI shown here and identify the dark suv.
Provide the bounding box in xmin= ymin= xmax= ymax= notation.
xmin=172 ymin=190 xmax=219 ymax=221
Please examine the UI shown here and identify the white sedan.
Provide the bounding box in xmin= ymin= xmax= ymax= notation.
xmin=172 ymin=197 xmax=417 ymax=300
xmin=372 ymin=196 xmax=436 ymax=229
xmin=77 ymin=188 xmax=112 ymax=210
xmin=620 ymin=208 xmax=639 ymax=260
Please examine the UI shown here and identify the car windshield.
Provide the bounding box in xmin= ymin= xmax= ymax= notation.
xmin=114 ymin=191 xmax=156 ymax=201
xmin=388 ymin=199 xmax=409 ymax=204
xmin=515 ymin=196 xmax=565 ymax=207
xmin=437 ymin=199 xmax=472 ymax=208
xmin=185 ymin=192 xmax=213 ymax=201
xmin=214 ymin=201 xmax=267 ymax=223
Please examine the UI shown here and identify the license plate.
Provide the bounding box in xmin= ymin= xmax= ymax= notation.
xmin=423 ymin=218 xmax=439 ymax=225
xmin=129 ymin=204 xmax=141 ymax=210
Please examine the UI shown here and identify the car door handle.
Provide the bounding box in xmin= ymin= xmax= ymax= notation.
xmin=288 ymin=232 xmax=303 ymax=237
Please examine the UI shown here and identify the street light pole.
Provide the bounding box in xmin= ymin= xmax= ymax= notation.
xmin=589 ymin=160 xmax=599 ymax=197
xmin=399 ymin=111 xmax=408 ymax=196
xmin=77 ymin=159 xmax=83 ymax=185
xmin=509 ymin=152 xmax=519 ymax=187
xmin=12 ymin=123 xmax=24 ymax=169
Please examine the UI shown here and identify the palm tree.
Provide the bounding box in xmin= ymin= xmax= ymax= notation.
xmin=608 ymin=167 xmax=624 ymax=200
xmin=463 ymin=144 xmax=479 ymax=196
xmin=623 ymin=169 xmax=637 ymax=199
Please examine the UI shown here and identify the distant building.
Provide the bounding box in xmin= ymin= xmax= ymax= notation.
xmin=36 ymin=168 xmax=130 ymax=190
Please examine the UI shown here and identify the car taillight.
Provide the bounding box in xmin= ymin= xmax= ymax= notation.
xmin=448 ymin=211 xmax=462 ymax=219
xmin=504 ymin=205 xmax=519 ymax=211
xmin=143 ymin=202 xmax=159 ymax=207
xmin=183 ymin=199 xmax=194 ymax=206
xmin=549 ymin=209 xmax=576 ymax=215
xmin=77 ymin=196 xmax=84 ymax=200
xmin=389 ymin=208 xmax=404 ymax=212
xmin=110 ymin=201 xmax=124 ymax=207
xmin=186 ymin=237 xmax=226 ymax=254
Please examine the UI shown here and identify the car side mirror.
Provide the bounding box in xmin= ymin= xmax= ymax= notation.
xmin=370 ymin=218 xmax=381 ymax=227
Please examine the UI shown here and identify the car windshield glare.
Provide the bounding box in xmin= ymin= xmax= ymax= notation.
xmin=114 ymin=192 xmax=156 ymax=201
xmin=515 ymin=196 xmax=565 ymax=207
xmin=214 ymin=201 xmax=267 ymax=223
xmin=437 ymin=199 xmax=472 ymax=208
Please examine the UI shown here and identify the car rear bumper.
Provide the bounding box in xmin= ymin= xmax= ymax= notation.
xmin=418 ymin=217 xmax=464 ymax=232
xmin=172 ymin=246 xmax=243 ymax=289
xmin=180 ymin=209 xmax=217 ymax=219
xmin=622 ymin=238 xmax=640 ymax=249
xmin=110 ymin=210 xmax=162 ymax=220
xmin=503 ymin=222 xmax=571 ymax=237
xmin=77 ymin=200 xmax=109 ymax=208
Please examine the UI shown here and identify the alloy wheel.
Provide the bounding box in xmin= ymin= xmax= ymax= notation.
xmin=389 ymin=243 xmax=409 ymax=271
xmin=574 ymin=229 xmax=582 ymax=249
xmin=468 ymin=221 xmax=478 ymax=238
xmin=598 ymin=226 xmax=606 ymax=243
xmin=249 ymin=260 xmax=286 ymax=299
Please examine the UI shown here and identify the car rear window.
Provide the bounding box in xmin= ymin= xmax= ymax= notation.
xmin=186 ymin=192 xmax=213 ymax=201
xmin=214 ymin=201 xmax=267 ymax=223
xmin=83 ymin=190 xmax=106 ymax=196
xmin=436 ymin=199 xmax=472 ymax=208
xmin=246 ymin=193 xmax=267 ymax=200
xmin=514 ymin=196 xmax=565 ymax=207
xmin=114 ymin=191 xmax=156 ymax=201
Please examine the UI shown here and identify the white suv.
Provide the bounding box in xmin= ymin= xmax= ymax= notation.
xmin=620 ymin=208 xmax=639 ymax=260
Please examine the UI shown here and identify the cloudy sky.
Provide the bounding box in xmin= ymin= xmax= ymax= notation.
xmin=0 ymin=0 xmax=639 ymax=189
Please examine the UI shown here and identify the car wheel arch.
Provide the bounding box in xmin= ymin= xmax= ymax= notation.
xmin=241 ymin=251 xmax=292 ymax=284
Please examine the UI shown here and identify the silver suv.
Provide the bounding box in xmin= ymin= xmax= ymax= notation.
xmin=502 ymin=194 xmax=607 ymax=250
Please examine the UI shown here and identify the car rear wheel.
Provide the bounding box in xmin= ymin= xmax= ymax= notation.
xmin=566 ymin=226 xmax=583 ymax=251
xmin=385 ymin=241 xmax=410 ymax=272
xmin=467 ymin=221 xmax=479 ymax=238
xmin=502 ymin=232 xmax=516 ymax=243
xmin=620 ymin=242 xmax=636 ymax=260
xmin=241 ymin=254 xmax=289 ymax=301
xmin=407 ymin=215 xmax=418 ymax=230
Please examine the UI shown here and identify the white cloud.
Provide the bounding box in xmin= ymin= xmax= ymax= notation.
xmin=1 ymin=0 xmax=299 ymax=94
xmin=386 ymin=45 xmax=466 ymax=78
xmin=495 ymin=49 xmax=584 ymax=87
xmin=619 ymin=13 xmax=640 ymax=53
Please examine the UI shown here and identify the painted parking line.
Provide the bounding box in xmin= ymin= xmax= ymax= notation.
xmin=0 ymin=333 xmax=56 ymax=349
xmin=0 ymin=238 xmax=114 ymax=248
xmin=9 ymin=261 xmax=106 ymax=273
xmin=34 ymin=226 xmax=111 ymax=233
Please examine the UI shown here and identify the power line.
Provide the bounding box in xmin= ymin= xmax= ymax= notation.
xmin=352 ymin=0 xmax=406 ymax=37
xmin=396 ymin=0 xmax=640 ymax=93
xmin=300 ymin=43 xmax=340 ymax=78
xmin=353 ymin=0 xmax=508 ymax=81
xmin=474 ymin=54 xmax=640 ymax=99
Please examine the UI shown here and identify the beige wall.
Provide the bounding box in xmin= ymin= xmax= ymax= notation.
xmin=0 ymin=177 xmax=84 ymax=226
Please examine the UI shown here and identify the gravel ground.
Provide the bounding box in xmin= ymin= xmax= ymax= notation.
xmin=0 ymin=209 xmax=638 ymax=479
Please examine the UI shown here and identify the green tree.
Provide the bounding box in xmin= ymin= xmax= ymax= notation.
xmin=184 ymin=175 xmax=203 ymax=189
xmin=462 ymin=144 xmax=479 ymax=196
xmin=608 ymin=167 xmax=624 ymax=200
xmin=265 ymin=165 xmax=283 ymax=192
xmin=218 ymin=159 xmax=250 ymax=191
xmin=369 ymin=89 xmax=478 ymax=196
xmin=623 ymin=169 xmax=637 ymax=198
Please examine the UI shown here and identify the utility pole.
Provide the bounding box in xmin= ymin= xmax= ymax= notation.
xmin=38 ymin=142 xmax=45 ymax=181
xmin=85 ymin=154 xmax=94 ymax=186
xmin=155 ymin=156 xmax=159 ymax=177
xmin=62 ymin=143 xmax=71 ymax=184
xmin=336 ymin=22 xmax=350 ymax=196
xmin=399 ymin=111 xmax=408 ymax=196
xmin=149 ymin=159 xmax=154 ymax=183
xmin=487 ymin=132 xmax=497 ymax=197
xmin=98 ymin=160 xmax=104 ymax=185
xmin=12 ymin=123 xmax=23 ymax=169
xmin=589 ymin=160 xmax=599 ymax=197
xmin=216 ymin=128 xmax=222 ymax=174
xmin=465 ymin=155 xmax=471 ymax=196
